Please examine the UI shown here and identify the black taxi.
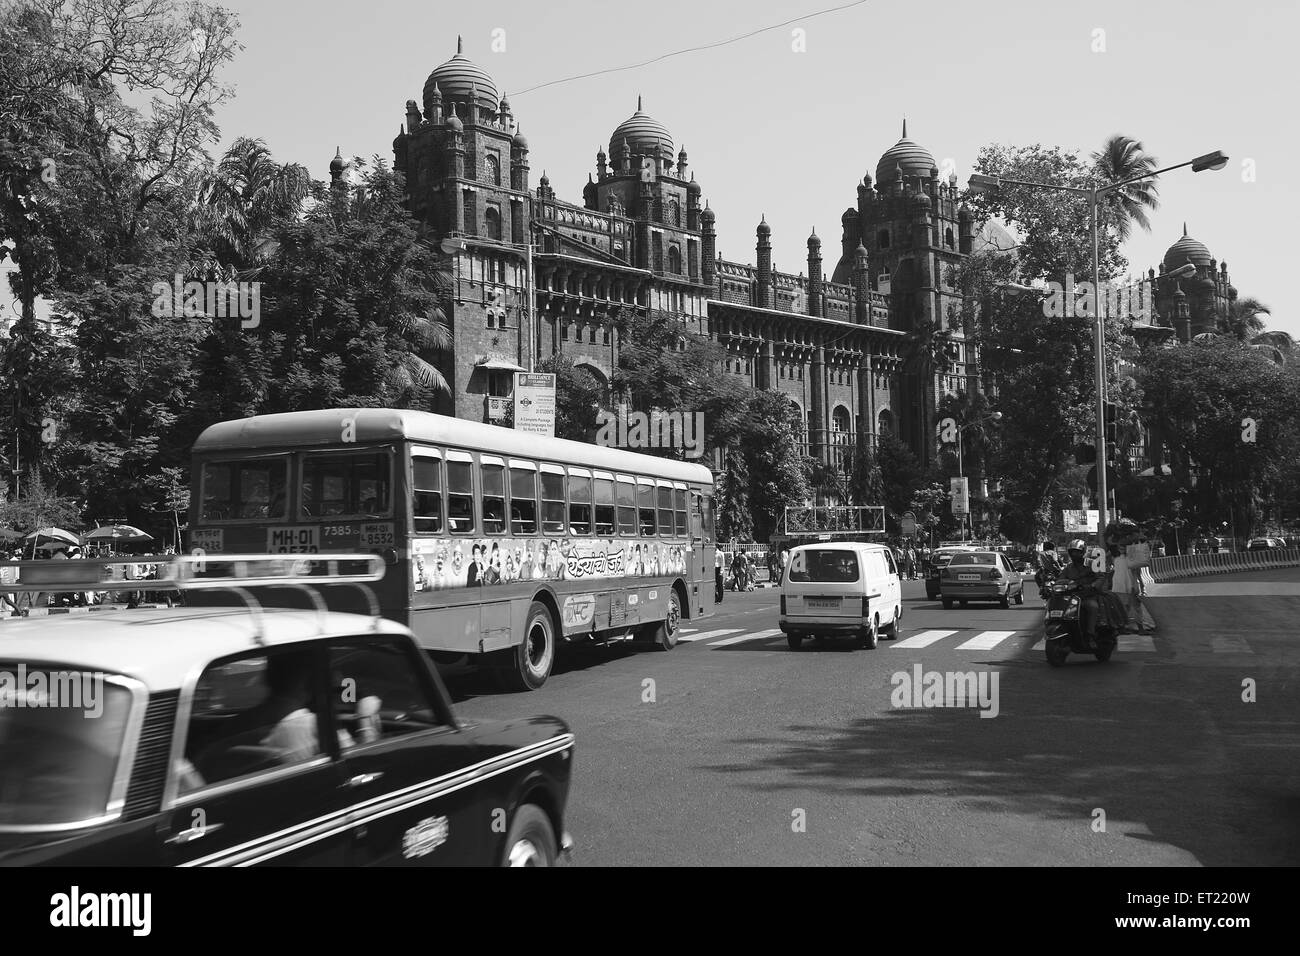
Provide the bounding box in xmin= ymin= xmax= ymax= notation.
xmin=0 ymin=556 xmax=574 ymax=866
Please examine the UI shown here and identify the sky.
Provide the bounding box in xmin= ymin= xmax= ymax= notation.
xmin=105 ymin=0 xmax=1300 ymax=339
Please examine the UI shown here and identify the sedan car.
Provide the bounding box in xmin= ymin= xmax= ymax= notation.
xmin=924 ymin=545 xmax=980 ymax=599
xmin=0 ymin=603 xmax=574 ymax=866
xmin=1246 ymin=537 xmax=1284 ymax=551
xmin=939 ymin=551 xmax=1025 ymax=609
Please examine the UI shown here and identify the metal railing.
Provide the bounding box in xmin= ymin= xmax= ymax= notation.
xmin=1148 ymin=548 xmax=1300 ymax=582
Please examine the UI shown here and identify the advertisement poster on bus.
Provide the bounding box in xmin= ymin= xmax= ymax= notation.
xmin=514 ymin=373 xmax=556 ymax=437
xmin=410 ymin=536 xmax=690 ymax=591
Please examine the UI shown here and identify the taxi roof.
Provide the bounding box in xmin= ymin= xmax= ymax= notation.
xmin=0 ymin=608 xmax=411 ymax=691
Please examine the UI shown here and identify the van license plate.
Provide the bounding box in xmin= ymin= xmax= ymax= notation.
xmin=1048 ymin=609 xmax=1064 ymax=618
xmin=958 ymin=573 xmax=979 ymax=581
xmin=806 ymin=598 xmax=840 ymax=609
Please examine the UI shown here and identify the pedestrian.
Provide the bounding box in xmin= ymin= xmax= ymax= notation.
xmin=714 ymin=547 xmax=724 ymax=602
xmin=0 ymin=551 xmax=18 ymax=616
xmin=1107 ymin=543 xmax=1144 ymax=634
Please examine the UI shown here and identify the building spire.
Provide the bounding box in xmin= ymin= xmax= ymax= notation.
xmin=457 ymin=34 xmax=463 ymax=55
xmin=1183 ymin=221 xmax=1189 ymax=237
xmin=902 ymin=117 xmax=907 ymax=139
xmin=638 ymin=94 xmax=643 ymax=111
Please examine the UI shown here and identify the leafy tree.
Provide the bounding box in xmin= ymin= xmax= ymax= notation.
xmin=0 ymin=470 xmax=80 ymax=534
xmin=715 ymin=449 xmax=750 ymax=544
xmin=534 ymin=354 xmax=605 ymax=443
xmin=876 ymin=431 xmax=925 ymax=521
xmin=1091 ymin=135 xmax=1161 ymax=243
xmin=194 ymin=136 xmax=310 ymax=269
xmin=739 ymin=390 xmax=809 ymax=541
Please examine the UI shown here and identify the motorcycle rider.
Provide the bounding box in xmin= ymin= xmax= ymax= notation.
xmin=1035 ymin=540 xmax=1061 ymax=594
xmin=1058 ymin=539 xmax=1101 ymax=645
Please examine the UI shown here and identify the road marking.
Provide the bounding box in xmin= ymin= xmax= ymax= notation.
xmin=1211 ymin=636 xmax=1253 ymax=654
xmin=957 ymin=630 xmax=1018 ymax=650
xmin=678 ymin=628 xmax=740 ymax=643
xmin=1119 ymin=635 xmax=1155 ymax=653
xmin=709 ymin=628 xmax=783 ymax=647
xmin=891 ymin=629 xmax=957 ymax=649
xmin=680 ymin=628 xmax=698 ymax=634
xmin=1030 ymin=639 xmax=1045 ymax=651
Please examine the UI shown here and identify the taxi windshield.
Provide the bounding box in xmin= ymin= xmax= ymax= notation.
xmin=0 ymin=670 xmax=134 ymax=827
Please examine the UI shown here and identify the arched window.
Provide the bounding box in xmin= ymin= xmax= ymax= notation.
xmin=485 ymin=154 xmax=501 ymax=186
xmin=878 ymin=408 xmax=894 ymax=436
xmin=668 ymin=198 xmax=681 ymax=226
xmin=668 ymin=245 xmax=682 ymax=275
xmin=944 ymin=227 xmax=954 ymax=249
xmin=878 ymin=229 xmax=891 ymax=249
xmin=485 ymin=206 xmax=502 ymax=240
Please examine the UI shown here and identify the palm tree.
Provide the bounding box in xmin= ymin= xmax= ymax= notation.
xmin=1217 ymin=297 xmax=1294 ymax=366
xmin=195 ymin=137 xmax=311 ymax=269
xmin=390 ymin=248 xmax=455 ymax=396
xmin=1092 ymin=135 xmax=1160 ymax=243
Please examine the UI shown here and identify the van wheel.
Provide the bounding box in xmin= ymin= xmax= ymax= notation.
xmin=496 ymin=601 xmax=555 ymax=691
xmin=885 ymin=608 xmax=900 ymax=640
xmin=859 ymin=616 xmax=879 ymax=649
xmin=787 ymin=634 xmax=804 ymax=651
xmin=646 ymin=589 xmax=681 ymax=651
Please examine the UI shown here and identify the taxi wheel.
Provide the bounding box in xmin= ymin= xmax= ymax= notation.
xmin=858 ymin=616 xmax=879 ymax=650
xmin=787 ymin=633 xmax=804 ymax=651
xmin=1000 ymin=594 xmax=1010 ymax=609
xmin=497 ymin=602 xmax=555 ymax=692
xmin=502 ymin=805 xmax=557 ymax=867
xmin=1014 ymin=588 xmax=1025 ymax=606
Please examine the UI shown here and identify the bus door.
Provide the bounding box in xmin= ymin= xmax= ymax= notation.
xmin=690 ymin=489 xmax=715 ymax=618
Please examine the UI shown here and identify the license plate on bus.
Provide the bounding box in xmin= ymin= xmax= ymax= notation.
xmin=806 ymin=597 xmax=841 ymax=609
xmin=360 ymin=523 xmax=395 ymax=547
xmin=958 ymin=573 xmax=979 ymax=581
xmin=268 ymin=526 xmax=319 ymax=554
xmin=1048 ymin=609 xmax=1064 ymax=618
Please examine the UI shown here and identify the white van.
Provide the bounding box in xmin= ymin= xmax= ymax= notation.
xmin=778 ymin=542 xmax=903 ymax=650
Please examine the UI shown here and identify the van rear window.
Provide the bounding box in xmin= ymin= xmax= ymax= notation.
xmin=787 ymin=550 xmax=859 ymax=583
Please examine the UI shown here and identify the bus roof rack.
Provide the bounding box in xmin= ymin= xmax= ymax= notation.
xmin=0 ymin=553 xmax=388 ymax=644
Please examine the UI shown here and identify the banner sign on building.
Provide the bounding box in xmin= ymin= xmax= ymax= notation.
xmin=514 ymin=373 xmax=556 ymax=436
xmin=950 ymin=477 xmax=969 ymax=516
xmin=1061 ymin=509 xmax=1119 ymax=533
xmin=486 ymin=396 xmax=510 ymax=422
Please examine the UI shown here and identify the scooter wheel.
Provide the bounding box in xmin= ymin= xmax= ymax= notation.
xmin=1045 ymin=642 xmax=1069 ymax=667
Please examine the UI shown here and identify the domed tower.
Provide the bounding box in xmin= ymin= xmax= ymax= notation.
xmin=701 ymin=203 xmax=717 ymax=288
xmin=1155 ymin=224 xmax=1234 ymax=341
xmin=807 ymin=228 xmax=824 ymax=318
xmin=595 ymin=97 xmax=703 ymax=283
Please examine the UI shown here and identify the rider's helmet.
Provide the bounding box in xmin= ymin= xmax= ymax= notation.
xmin=1067 ymin=538 xmax=1087 ymax=554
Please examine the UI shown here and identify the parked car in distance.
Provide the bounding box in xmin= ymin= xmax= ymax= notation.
xmin=940 ymin=551 xmax=1025 ymax=609
xmin=1246 ymin=537 xmax=1285 ymax=551
xmin=779 ymin=542 xmax=903 ymax=651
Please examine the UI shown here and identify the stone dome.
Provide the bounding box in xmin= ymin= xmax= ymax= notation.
xmin=1163 ymin=224 xmax=1213 ymax=270
xmin=876 ymin=120 xmax=936 ymax=185
xmin=610 ymin=97 xmax=673 ymax=158
xmin=424 ymin=37 xmax=499 ymax=112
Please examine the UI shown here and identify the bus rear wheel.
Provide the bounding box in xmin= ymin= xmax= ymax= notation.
xmin=497 ymin=601 xmax=555 ymax=691
xmin=646 ymin=588 xmax=682 ymax=651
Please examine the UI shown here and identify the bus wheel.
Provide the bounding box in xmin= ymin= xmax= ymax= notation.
xmin=498 ymin=602 xmax=555 ymax=691
xmin=648 ymin=589 xmax=682 ymax=651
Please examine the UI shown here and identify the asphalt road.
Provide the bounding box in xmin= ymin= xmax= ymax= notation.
xmin=447 ymin=571 xmax=1300 ymax=866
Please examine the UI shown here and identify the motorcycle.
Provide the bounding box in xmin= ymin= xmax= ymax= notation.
xmin=1034 ymin=563 xmax=1058 ymax=598
xmin=1043 ymin=579 xmax=1118 ymax=667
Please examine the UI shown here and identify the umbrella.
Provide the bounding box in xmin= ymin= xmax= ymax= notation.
xmin=24 ymin=527 xmax=80 ymax=546
xmin=1138 ymin=464 xmax=1173 ymax=477
xmin=82 ymin=525 xmax=154 ymax=543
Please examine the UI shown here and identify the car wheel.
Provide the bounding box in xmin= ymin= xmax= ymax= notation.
xmin=926 ymin=587 xmax=938 ymax=600
xmin=942 ymin=598 xmax=954 ymax=610
xmin=959 ymin=600 xmax=968 ymax=608
xmin=787 ymin=633 xmax=804 ymax=651
xmin=502 ymin=804 xmax=557 ymax=867
xmin=1000 ymin=594 xmax=1010 ymax=609
xmin=496 ymin=601 xmax=555 ymax=692
xmin=1014 ymin=589 xmax=1024 ymax=606
xmin=646 ymin=588 xmax=681 ymax=651
xmin=859 ymin=616 xmax=879 ymax=649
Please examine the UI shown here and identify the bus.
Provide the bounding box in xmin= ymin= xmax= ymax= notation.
xmin=187 ymin=408 xmax=716 ymax=690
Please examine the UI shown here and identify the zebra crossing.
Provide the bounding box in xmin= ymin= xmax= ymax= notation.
xmin=678 ymin=624 xmax=1267 ymax=655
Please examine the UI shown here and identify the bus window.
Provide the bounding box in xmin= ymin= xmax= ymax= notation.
xmin=482 ymin=458 xmax=506 ymax=534
xmin=541 ymin=468 xmax=565 ymax=535
xmin=413 ymin=456 xmax=443 ymax=534
xmin=616 ymin=476 xmax=637 ymax=536
xmin=301 ymin=451 xmax=391 ymax=518
xmin=638 ymin=482 xmax=656 ymax=536
xmin=674 ymin=488 xmax=688 ymax=537
xmin=700 ymin=492 xmax=715 ymax=542
xmin=657 ymin=485 xmax=674 ymax=536
xmin=568 ymin=471 xmax=592 ymax=535
xmin=201 ymin=458 xmax=288 ymax=521
xmin=510 ymin=465 xmax=537 ymax=535
xmin=594 ymin=475 xmax=616 ymax=536
xmin=447 ymin=456 xmax=474 ymax=534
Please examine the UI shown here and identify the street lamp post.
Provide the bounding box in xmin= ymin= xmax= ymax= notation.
xmin=969 ymin=149 xmax=1227 ymax=549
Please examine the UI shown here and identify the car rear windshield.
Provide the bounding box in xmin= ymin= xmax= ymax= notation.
xmin=787 ymin=550 xmax=859 ymax=583
xmin=0 ymin=671 xmax=134 ymax=827
xmin=949 ymin=553 xmax=996 ymax=566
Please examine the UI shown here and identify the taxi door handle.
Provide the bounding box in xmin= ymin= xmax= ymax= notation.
xmin=166 ymin=822 xmax=224 ymax=845
xmin=346 ymin=772 xmax=384 ymax=788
